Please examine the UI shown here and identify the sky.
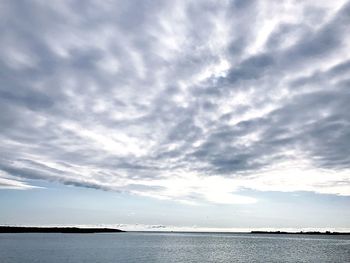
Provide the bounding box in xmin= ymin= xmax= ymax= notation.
xmin=0 ymin=0 xmax=350 ymax=231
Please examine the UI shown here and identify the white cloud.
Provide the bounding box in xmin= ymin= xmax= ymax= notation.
xmin=0 ymin=0 xmax=350 ymax=205
xmin=0 ymin=172 xmax=38 ymax=190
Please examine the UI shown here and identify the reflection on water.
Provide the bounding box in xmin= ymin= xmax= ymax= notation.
xmin=0 ymin=232 xmax=350 ymax=263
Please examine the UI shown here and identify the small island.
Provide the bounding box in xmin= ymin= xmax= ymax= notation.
xmin=0 ymin=226 xmax=125 ymax=234
xmin=251 ymin=230 xmax=350 ymax=235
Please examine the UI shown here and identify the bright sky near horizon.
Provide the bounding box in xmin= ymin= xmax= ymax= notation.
xmin=1 ymin=0 xmax=350 ymax=231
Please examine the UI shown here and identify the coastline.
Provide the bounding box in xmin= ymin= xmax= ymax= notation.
xmin=250 ymin=230 xmax=350 ymax=235
xmin=0 ymin=226 xmax=125 ymax=233
xmin=1 ymin=226 xmax=350 ymax=235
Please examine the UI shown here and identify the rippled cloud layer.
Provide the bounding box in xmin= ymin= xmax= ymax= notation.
xmin=1 ymin=0 xmax=350 ymax=204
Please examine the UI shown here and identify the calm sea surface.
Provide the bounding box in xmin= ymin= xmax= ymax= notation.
xmin=0 ymin=232 xmax=350 ymax=263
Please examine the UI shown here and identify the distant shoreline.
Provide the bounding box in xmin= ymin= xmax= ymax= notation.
xmin=250 ymin=231 xmax=350 ymax=235
xmin=0 ymin=226 xmax=125 ymax=233
xmin=1 ymin=227 xmax=349 ymax=235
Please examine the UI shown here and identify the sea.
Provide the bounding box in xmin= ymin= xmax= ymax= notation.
xmin=0 ymin=232 xmax=350 ymax=262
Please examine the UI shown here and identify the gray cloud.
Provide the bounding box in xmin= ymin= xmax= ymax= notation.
xmin=1 ymin=0 xmax=350 ymax=202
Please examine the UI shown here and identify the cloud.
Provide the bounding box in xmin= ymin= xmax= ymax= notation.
xmin=0 ymin=171 xmax=38 ymax=190
xmin=0 ymin=0 xmax=350 ymax=204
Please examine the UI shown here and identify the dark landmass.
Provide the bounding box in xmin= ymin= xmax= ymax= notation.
xmin=251 ymin=231 xmax=350 ymax=235
xmin=0 ymin=226 xmax=125 ymax=233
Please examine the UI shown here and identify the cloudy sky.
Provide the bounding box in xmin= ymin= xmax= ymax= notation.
xmin=1 ymin=0 xmax=350 ymax=231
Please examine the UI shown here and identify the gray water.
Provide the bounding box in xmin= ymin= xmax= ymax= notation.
xmin=0 ymin=232 xmax=350 ymax=263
